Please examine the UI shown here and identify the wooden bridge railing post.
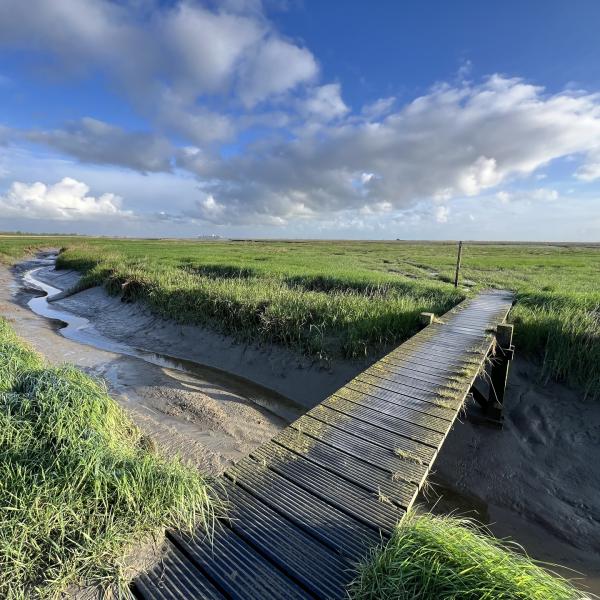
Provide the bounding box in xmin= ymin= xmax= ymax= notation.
xmin=487 ymin=323 xmax=514 ymax=423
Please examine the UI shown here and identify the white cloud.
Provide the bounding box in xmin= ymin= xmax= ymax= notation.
xmin=435 ymin=205 xmax=450 ymax=223
xmin=192 ymin=194 xmax=226 ymax=222
xmin=362 ymin=97 xmax=395 ymax=119
xmin=529 ymin=188 xmax=559 ymax=201
xmin=576 ymin=151 xmax=600 ymax=181
xmin=360 ymin=172 xmax=374 ymax=184
xmin=155 ymin=91 xmax=235 ymax=145
xmin=493 ymin=187 xmax=559 ymax=206
xmin=0 ymin=0 xmax=318 ymax=140
xmin=302 ymin=84 xmax=348 ymax=121
xmin=185 ymin=76 xmax=600 ymax=224
xmin=457 ymin=156 xmax=501 ymax=196
xmin=26 ymin=118 xmax=173 ymax=172
xmin=496 ymin=191 xmax=512 ymax=204
xmin=238 ymin=36 xmax=318 ymax=106
xmin=433 ymin=188 xmax=453 ymax=202
xmin=0 ymin=177 xmax=131 ymax=220
xmin=160 ymin=3 xmax=265 ymax=96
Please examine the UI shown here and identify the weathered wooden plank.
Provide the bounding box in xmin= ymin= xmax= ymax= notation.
xmin=381 ymin=355 xmax=465 ymax=379
xmin=374 ymin=363 xmax=480 ymax=390
xmin=287 ymin=416 xmax=428 ymax=482
xmin=440 ymin=326 xmax=494 ymax=336
xmin=331 ymin=388 xmax=450 ymax=434
xmin=390 ymin=343 xmax=481 ymax=363
xmin=273 ymin=427 xmax=417 ymax=508
xmin=357 ymin=373 xmax=450 ymax=405
xmin=418 ymin=329 xmax=488 ymax=345
xmin=226 ymin=458 xmax=379 ymax=562
xmin=379 ymin=355 xmax=461 ymax=378
xmin=251 ymin=442 xmax=404 ymax=533
xmin=322 ymin=395 xmax=444 ymax=446
xmin=295 ymin=413 xmax=434 ymax=464
xmin=366 ymin=363 xmax=457 ymax=394
xmin=433 ymin=321 xmax=493 ymax=333
xmin=420 ymin=332 xmax=489 ymax=347
xmin=440 ymin=326 xmax=490 ymax=336
xmin=170 ymin=524 xmax=311 ymax=600
xmin=345 ymin=380 xmax=455 ymax=421
xmin=134 ymin=541 xmax=226 ymax=600
xmin=366 ymin=362 xmax=447 ymax=385
xmin=222 ymin=480 xmax=353 ymax=599
xmin=306 ymin=406 xmax=438 ymax=458
xmin=400 ymin=340 xmax=489 ymax=357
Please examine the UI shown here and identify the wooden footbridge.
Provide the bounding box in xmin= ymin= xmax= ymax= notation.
xmin=134 ymin=289 xmax=514 ymax=600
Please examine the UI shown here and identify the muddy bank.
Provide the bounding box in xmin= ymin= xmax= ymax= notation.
xmin=418 ymin=356 xmax=600 ymax=595
xmin=29 ymin=257 xmax=365 ymax=410
xmin=2 ymin=257 xmax=294 ymax=474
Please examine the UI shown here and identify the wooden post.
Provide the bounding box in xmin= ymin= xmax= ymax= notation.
xmin=487 ymin=323 xmax=514 ymax=422
xmin=454 ymin=241 xmax=463 ymax=288
xmin=496 ymin=323 xmax=514 ymax=349
xmin=419 ymin=312 xmax=435 ymax=326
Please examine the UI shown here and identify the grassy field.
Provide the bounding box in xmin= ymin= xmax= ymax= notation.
xmin=1 ymin=235 xmax=599 ymax=397
xmin=0 ymin=317 xmax=218 ymax=598
xmin=349 ymin=512 xmax=588 ymax=600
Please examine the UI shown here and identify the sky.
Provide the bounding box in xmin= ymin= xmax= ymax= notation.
xmin=1 ymin=0 xmax=600 ymax=241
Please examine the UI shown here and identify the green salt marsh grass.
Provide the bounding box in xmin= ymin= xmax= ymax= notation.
xmin=1 ymin=235 xmax=598 ymax=397
xmin=349 ymin=512 xmax=591 ymax=600
xmin=0 ymin=317 xmax=218 ymax=599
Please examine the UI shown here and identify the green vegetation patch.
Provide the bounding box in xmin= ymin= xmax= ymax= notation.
xmin=0 ymin=318 xmax=218 ymax=599
xmin=2 ymin=236 xmax=599 ymax=397
xmin=54 ymin=242 xmax=463 ymax=359
xmin=349 ymin=512 xmax=588 ymax=600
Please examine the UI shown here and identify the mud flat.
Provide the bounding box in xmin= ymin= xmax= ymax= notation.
xmin=29 ymin=254 xmax=364 ymax=409
xmin=419 ymin=357 xmax=600 ymax=596
xmin=3 ymin=251 xmax=364 ymax=474
xmin=2 ymin=254 xmax=310 ymax=474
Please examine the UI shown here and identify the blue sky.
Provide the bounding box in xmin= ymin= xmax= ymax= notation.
xmin=0 ymin=0 xmax=599 ymax=240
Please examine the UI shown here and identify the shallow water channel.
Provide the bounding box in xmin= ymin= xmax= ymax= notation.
xmin=22 ymin=256 xmax=302 ymax=423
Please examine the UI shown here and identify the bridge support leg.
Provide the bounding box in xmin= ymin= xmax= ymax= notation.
xmin=486 ymin=324 xmax=514 ymax=424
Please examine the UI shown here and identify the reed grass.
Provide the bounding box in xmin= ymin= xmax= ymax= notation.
xmin=0 ymin=318 xmax=218 ymax=599
xmin=349 ymin=512 xmax=591 ymax=600
xmin=55 ymin=246 xmax=461 ymax=360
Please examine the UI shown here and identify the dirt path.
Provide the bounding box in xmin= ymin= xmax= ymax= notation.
xmin=1 ymin=258 xmax=291 ymax=475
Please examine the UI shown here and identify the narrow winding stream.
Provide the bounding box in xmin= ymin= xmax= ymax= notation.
xmin=22 ymin=256 xmax=302 ymax=422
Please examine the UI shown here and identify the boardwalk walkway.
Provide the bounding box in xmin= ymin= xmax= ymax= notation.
xmin=134 ymin=289 xmax=514 ymax=600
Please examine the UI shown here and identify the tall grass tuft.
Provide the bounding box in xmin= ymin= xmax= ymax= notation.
xmin=0 ymin=317 xmax=218 ymax=599
xmin=511 ymin=292 xmax=600 ymax=399
xmin=349 ymin=512 xmax=591 ymax=600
